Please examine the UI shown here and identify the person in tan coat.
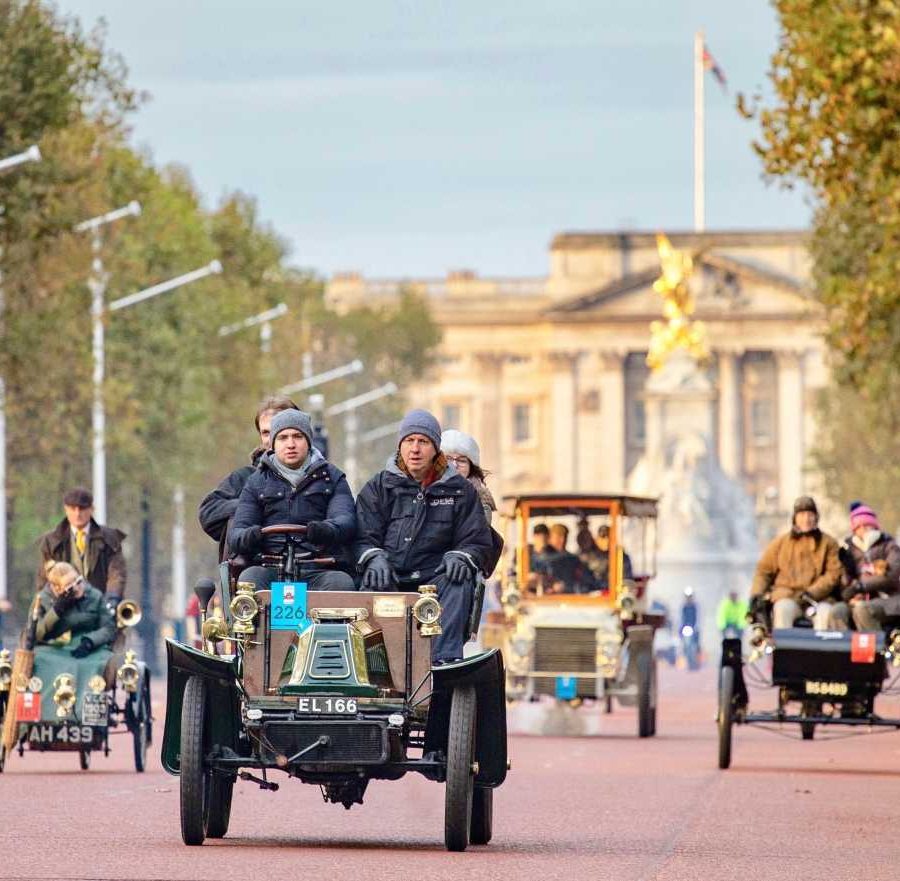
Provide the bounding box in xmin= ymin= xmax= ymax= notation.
xmin=750 ymin=496 xmax=843 ymax=630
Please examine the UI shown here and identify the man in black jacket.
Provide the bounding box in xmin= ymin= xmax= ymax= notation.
xmin=355 ymin=409 xmax=493 ymax=662
xmin=229 ymin=409 xmax=356 ymax=590
xmin=198 ymin=395 xmax=299 ymax=560
xmin=36 ymin=487 xmax=126 ymax=604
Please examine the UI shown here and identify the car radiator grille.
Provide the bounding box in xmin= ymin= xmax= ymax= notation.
xmin=261 ymin=721 xmax=388 ymax=764
xmin=533 ymin=627 xmax=597 ymax=674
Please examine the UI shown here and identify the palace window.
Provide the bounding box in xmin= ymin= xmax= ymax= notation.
xmin=442 ymin=403 xmax=462 ymax=430
xmin=512 ymin=403 xmax=532 ymax=444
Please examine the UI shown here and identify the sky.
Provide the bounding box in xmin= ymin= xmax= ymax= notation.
xmin=62 ymin=1 xmax=809 ymax=278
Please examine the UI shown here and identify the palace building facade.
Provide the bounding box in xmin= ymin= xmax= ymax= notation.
xmin=326 ymin=230 xmax=824 ymax=521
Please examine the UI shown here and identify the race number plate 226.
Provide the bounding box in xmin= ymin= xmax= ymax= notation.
xmin=270 ymin=582 xmax=311 ymax=632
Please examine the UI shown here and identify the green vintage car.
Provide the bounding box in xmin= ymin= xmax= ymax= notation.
xmin=0 ymin=600 xmax=151 ymax=772
xmin=162 ymin=524 xmax=508 ymax=852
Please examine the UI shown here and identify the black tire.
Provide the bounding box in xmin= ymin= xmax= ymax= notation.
xmin=718 ymin=666 xmax=734 ymax=769
xmin=444 ymin=685 xmax=476 ymax=852
xmin=470 ymin=786 xmax=493 ymax=845
xmin=205 ymin=775 xmax=234 ymax=839
xmin=79 ymin=749 xmax=91 ymax=771
xmin=0 ymin=744 xmax=6 ymax=773
xmin=801 ymin=721 xmax=815 ymax=740
xmin=180 ymin=675 xmax=208 ymax=846
xmin=636 ymin=650 xmax=655 ymax=738
xmin=133 ymin=684 xmax=150 ymax=773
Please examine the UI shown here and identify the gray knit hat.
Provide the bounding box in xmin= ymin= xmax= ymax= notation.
xmin=270 ymin=408 xmax=314 ymax=446
xmin=398 ymin=409 xmax=441 ymax=450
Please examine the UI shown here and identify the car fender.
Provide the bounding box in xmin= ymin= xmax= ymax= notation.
xmin=160 ymin=639 xmax=240 ymax=775
xmin=424 ymin=649 xmax=508 ymax=787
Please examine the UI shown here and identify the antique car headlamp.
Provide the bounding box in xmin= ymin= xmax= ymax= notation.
xmin=0 ymin=649 xmax=11 ymax=692
xmin=749 ymin=623 xmax=768 ymax=648
xmin=503 ymin=588 xmax=521 ymax=610
xmin=888 ymin=630 xmax=900 ymax=666
xmin=53 ymin=673 xmax=76 ymax=716
xmin=511 ymin=636 xmax=532 ymax=657
xmin=413 ymin=585 xmax=442 ymax=637
xmin=87 ymin=675 xmax=107 ymax=695
xmin=229 ymin=583 xmax=259 ymax=635
xmin=27 ymin=675 xmax=43 ymax=693
xmin=116 ymin=649 xmax=140 ymax=693
xmin=617 ymin=584 xmax=635 ymax=619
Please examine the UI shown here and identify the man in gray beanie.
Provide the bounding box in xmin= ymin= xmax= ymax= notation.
xmin=229 ymin=409 xmax=357 ymax=590
xmin=354 ymin=408 xmax=493 ymax=661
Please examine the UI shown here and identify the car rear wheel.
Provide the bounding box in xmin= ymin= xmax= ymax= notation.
xmin=470 ymin=786 xmax=493 ymax=845
xmin=79 ymin=749 xmax=90 ymax=771
xmin=180 ymin=675 xmax=209 ymax=846
xmin=444 ymin=685 xmax=476 ymax=852
xmin=636 ymin=650 xmax=656 ymax=738
xmin=718 ymin=666 xmax=734 ymax=769
xmin=801 ymin=721 xmax=815 ymax=740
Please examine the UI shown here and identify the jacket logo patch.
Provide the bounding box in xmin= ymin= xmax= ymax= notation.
xmin=430 ymin=498 xmax=455 ymax=507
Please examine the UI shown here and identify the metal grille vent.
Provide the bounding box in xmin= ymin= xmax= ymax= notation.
xmin=533 ymin=627 xmax=597 ymax=673
xmin=262 ymin=722 xmax=388 ymax=764
xmin=310 ymin=640 xmax=350 ymax=679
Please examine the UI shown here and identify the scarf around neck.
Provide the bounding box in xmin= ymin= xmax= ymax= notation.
xmin=263 ymin=447 xmax=324 ymax=488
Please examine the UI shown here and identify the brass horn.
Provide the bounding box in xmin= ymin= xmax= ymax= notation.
xmin=116 ymin=600 xmax=142 ymax=629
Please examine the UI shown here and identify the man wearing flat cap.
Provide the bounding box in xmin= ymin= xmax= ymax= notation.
xmin=229 ymin=408 xmax=357 ymax=591
xmin=355 ymin=409 xmax=493 ymax=662
xmin=36 ymin=487 xmax=127 ymax=604
xmin=750 ymin=495 xmax=842 ymax=630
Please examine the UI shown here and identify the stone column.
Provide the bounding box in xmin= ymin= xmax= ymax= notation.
xmin=775 ymin=350 xmax=805 ymax=510
xmin=472 ymin=353 xmax=504 ymax=487
xmin=598 ymin=351 xmax=626 ymax=491
xmin=717 ymin=349 xmax=743 ymax=479
xmin=547 ymin=352 xmax=579 ymax=491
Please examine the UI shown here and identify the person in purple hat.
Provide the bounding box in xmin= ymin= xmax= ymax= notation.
xmin=839 ymin=503 xmax=900 ymax=630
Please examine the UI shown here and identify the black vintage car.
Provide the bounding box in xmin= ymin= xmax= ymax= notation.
xmin=162 ymin=524 xmax=508 ymax=852
xmin=717 ymin=608 xmax=900 ymax=768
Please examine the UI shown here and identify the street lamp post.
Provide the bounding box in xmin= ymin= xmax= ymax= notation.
xmin=279 ymin=359 xmax=364 ymax=396
xmin=0 ymin=145 xmax=42 ymax=602
xmin=75 ymin=201 xmax=143 ymax=525
xmin=100 ymin=259 xmax=223 ymax=669
xmin=218 ymin=302 xmax=288 ymax=353
xmin=325 ymin=383 xmax=399 ymax=491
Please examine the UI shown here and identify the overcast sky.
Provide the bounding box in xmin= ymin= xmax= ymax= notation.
xmin=62 ymin=1 xmax=809 ymax=277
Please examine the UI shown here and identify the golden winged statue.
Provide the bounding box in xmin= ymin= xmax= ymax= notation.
xmin=646 ymin=233 xmax=709 ymax=370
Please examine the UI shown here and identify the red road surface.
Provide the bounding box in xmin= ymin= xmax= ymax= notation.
xmin=3 ymin=666 xmax=900 ymax=881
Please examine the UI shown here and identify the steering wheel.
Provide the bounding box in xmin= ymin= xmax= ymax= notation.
xmin=261 ymin=524 xmax=308 ymax=536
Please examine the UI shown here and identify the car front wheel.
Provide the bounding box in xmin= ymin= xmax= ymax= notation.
xmin=444 ymin=685 xmax=476 ymax=852
xmin=180 ymin=675 xmax=209 ymax=846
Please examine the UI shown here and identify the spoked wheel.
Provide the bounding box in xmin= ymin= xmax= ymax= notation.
xmin=636 ymin=650 xmax=656 ymax=738
xmin=79 ymin=749 xmax=91 ymax=771
xmin=444 ymin=685 xmax=476 ymax=852
xmin=133 ymin=682 xmax=151 ymax=773
xmin=205 ymin=774 xmax=234 ymax=839
xmin=470 ymin=786 xmax=493 ymax=845
xmin=718 ymin=666 xmax=735 ymax=769
xmin=180 ymin=675 xmax=209 ymax=845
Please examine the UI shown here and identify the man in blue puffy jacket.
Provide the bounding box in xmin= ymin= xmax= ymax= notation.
xmin=229 ymin=409 xmax=356 ymax=590
xmin=355 ymin=409 xmax=493 ymax=661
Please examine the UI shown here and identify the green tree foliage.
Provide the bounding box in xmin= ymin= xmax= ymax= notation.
xmin=751 ymin=0 xmax=900 ymax=521
xmin=0 ymin=1 xmax=441 ymax=619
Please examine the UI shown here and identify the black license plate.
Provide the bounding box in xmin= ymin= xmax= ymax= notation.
xmin=25 ymin=723 xmax=97 ymax=745
xmin=296 ymin=696 xmax=358 ymax=715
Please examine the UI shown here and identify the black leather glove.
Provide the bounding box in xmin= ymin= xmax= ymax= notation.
xmin=841 ymin=580 xmax=862 ymax=602
xmin=443 ymin=552 xmax=473 ymax=586
xmin=306 ymin=521 xmax=338 ymax=548
xmin=72 ymin=636 xmax=94 ymax=659
xmin=748 ymin=594 xmax=767 ymax=619
xmin=361 ymin=555 xmax=394 ymax=591
xmin=52 ymin=589 xmax=77 ymax=616
xmin=239 ymin=524 xmax=263 ymax=552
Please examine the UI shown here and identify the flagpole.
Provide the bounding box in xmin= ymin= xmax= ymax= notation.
xmin=694 ymin=30 xmax=705 ymax=233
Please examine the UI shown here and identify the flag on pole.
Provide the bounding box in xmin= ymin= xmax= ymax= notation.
xmin=702 ymin=44 xmax=727 ymax=91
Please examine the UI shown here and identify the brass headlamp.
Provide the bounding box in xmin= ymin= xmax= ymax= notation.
xmin=116 ymin=649 xmax=140 ymax=692
xmin=229 ymin=583 xmax=259 ymax=635
xmin=0 ymin=649 xmax=11 ymax=692
xmin=413 ymin=584 xmax=442 ymax=637
xmin=202 ymin=608 xmax=230 ymax=646
xmin=116 ymin=600 xmax=142 ymax=629
xmin=53 ymin=673 xmax=76 ymax=717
